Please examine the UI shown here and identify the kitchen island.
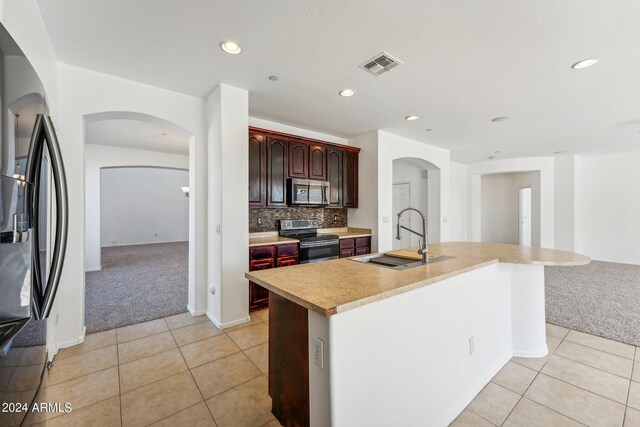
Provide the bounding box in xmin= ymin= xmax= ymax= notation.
xmin=245 ymin=242 xmax=589 ymax=427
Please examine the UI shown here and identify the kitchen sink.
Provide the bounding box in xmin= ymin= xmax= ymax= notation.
xmin=351 ymin=254 xmax=455 ymax=270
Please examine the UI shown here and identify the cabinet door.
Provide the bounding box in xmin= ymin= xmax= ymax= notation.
xmin=248 ymin=133 xmax=266 ymax=206
xmin=308 ymin=145 xmax=327 ymax=180
xmin=250 ymin=245 xmax=277 ymax=261
xmin=267 ymin=137 xmax=288 ymax=207
xmin=355 ymin=247 xmax=369 ymax=256
xmin=249 ymin=282 xmax=269 ymax=310
xmin=326 ymin=148 xmax=342 ymax=207
xmin=340 ymin=248 xmax=355 ymax=258
xmin=342 ymin=151 xmax=359 ymax=208
xmin=288 ymin=140 xmax=308 ymax=178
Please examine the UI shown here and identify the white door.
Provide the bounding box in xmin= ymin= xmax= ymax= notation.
xmin=519 ymin=187 xmax=532 ymax=246
xmin=393 ymin=183 xmax=411 ymax=249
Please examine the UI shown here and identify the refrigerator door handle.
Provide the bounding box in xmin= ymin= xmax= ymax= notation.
xmin=25 ymin=115 xmax=68 ymax=320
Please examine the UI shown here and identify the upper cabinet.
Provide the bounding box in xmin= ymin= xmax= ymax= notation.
xmin=248 ymin=133 xmax=266 ymax=207
xmin=308 ymin=145 xmax=327 ymax=181
xmin=342 ymin=151 xmax=358 ymax=208
xmin=326 ymin=147 xmax=342 ymax=207
xmin=267 ymin=137 xmax=288 ymax=207
xmin=288 ymin=140 xmax=309 ymax=178
xmin=249 ymin=127 xmax=359 ymax=208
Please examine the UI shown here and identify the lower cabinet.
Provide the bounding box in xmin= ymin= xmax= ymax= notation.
xmin=249 ymin=243 xmax=299 ymax=311
xmin=339 ymin=236 xmax=371 ymax=258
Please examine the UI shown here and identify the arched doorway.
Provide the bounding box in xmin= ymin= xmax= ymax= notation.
xmin=392 ymin=158 xmax=441 ymax=250
xmin=83 ymin=112 xmax=195 ymax=331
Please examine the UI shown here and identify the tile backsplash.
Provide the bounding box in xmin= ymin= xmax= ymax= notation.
xmin=249 ymin=207 xmax=348 ymax=232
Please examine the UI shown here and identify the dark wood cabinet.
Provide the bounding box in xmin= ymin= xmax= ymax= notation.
xmin=249 ymin=243 xmax=299 ymax=311
xmin=288 ymin=140 xmax=308 ymax=178
xmin=326 ymin=147 xmax=342 ymax=207
xmin=250 ymin=127 xmax=359 ymax=208
xmin=248 ymin=133 xmax=266 ymax=206
xmin=339 ymin=237 xmax=370 ymax=258
xmin=342 ymin=151 xmax=359 ymax=208
xmin=267 ymin=137 xmax=288 ymax=207
xmin=308 ymin=145 xmax=327 ymax=180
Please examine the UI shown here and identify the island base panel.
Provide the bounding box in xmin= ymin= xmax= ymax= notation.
xmin=269 ymin=292 xmax=310 ymax=426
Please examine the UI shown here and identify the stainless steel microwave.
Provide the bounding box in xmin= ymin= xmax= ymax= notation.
xmin=287 ymin=178 xmax=330 ymax=206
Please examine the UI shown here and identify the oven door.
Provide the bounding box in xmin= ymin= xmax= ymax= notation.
xmin=299 ymin=239 xmax=339 ymax=263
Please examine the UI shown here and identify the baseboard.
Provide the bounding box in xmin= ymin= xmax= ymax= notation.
xmin=206 ymin=312 xmax=250 ymax=330
xmin=187 ymin=305 xmax=206 ymax=316
xmin=101 ymin=240 xmax=188 ymax=248
xmin=84 ymin=265 xmax=102 ymax=272
xmin=57 ymin=326 xmax=87 ymax=350
xmin=512 ymin=345 xmax=549 ymax=358
xmin=436 ymin=352 xmax=512 ymax=427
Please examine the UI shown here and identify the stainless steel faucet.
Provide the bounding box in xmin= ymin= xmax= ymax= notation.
xmin=395 ymin=207 xmax=429 ymax=263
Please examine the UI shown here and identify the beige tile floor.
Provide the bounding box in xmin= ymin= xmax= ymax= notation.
xmin=13 ymin=312 xmax=640 ymax=426
xmin=27 ymin=308 xmax=279 ymax=427
xmin=453 ymin=323 xmax=640 ymax=427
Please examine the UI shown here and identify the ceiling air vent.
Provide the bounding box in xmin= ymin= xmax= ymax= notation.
xmin=359 ymin=52 xmax=403 ymax=76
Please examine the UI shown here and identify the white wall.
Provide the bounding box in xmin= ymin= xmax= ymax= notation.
xmin=100 ymin=167 xmax=188 ymax=247
xmin=206 ymin=84 xmax=249 ymax=328
xmin=449 ymin=162 xmax=469 ymax=241
xmin=481 ymin=172 xmax=541 ymax=246
xmin=377 ymin=131 xmax=450 ymax=252
xmin=85 ymin=144 xmax=188 ymax=271
xmin=392 ymin=159 xmax=440 ymax=248
xmin=554 ymin=156 xmax=576 ymax=252
xmin=575 ymin=151 xmax=640 ymax=264
xmin=55 ymin=62 xmax=207 ymax=349
xmin=469 ymin=157 xmax=555 ymax=248
xmin=347 ymin=132 xmax=379 ymax=250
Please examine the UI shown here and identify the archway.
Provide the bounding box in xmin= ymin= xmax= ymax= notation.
xmin=392 ymin=158 xmax=441 ymax=250
xmin=83 ymin=111 xmax=196 ymax=331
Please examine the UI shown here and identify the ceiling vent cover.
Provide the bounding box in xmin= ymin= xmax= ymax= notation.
xmin=359 ymin=52 xmax=403 ymax=76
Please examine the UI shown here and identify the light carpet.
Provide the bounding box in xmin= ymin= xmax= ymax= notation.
xmin=546 ymin=260 xmax=640 ymax=346
xmin=85 ymin=242 xmax=188 ymax=333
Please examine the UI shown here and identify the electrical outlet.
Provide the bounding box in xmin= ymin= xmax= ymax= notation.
xmin=312 ymin=337 xmax=324 ymax=368
xmin=469 ymin=336 xmax=475 ymax=355
xmin=333 ymin=214 xmax=338 ymax=222
xmin=257 ymin=217 xmax=263 ymax=225
xmin=216 ymin=224 xmax=221 ymax=234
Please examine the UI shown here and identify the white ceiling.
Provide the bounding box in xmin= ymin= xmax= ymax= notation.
xmin=85 ymin=119 xmax=188 ymax=154
xmin=37 ymin=0 xmax=640 ymax=163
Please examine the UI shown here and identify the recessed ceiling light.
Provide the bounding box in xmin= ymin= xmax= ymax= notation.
xmin=488 ymin=156 xmax=495 ymax=160
xmin=160 ymin=132 xmax=167 ymax=136
xmin=339 ymin=89 xmax=354 ymax=97
xmin=268 ymin=75 xmax=278 ymax=81
xmin=491 ymin=116 xmax=510 ymax=122
xmin=405 ymin=115 xmax=419 ymax=121
xmin=571 ymin=58 xmax=598 ymax=69
xmin=220 ymin=40 xmax=241 ymax=55
xmin=425 ymin=129 xmax=432 ymax=132
xmin=553 ymin=150 xmax=565 ymax=154
xmin=494 ymin=151 xmax=500 ymax=154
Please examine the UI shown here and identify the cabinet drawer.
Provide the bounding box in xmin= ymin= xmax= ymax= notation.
xmin=355 ymin=237 xmax=370 ymax=247
xmin=277 ymin=243 xmax=299 ymax=257
xmin=276 ymin=255 xmax=299 ymax=267
xmin=355 ymin=247 xmax=370 ymax=256
xmin=250 ymin=245 xmax=277 ymax=260
xmin=339 ymin=238 xmax=355 ymax=249
xmin=249 ymin=258 xmax=275 ymax=271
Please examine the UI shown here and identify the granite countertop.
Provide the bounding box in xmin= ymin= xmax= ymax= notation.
xmin=248 ymin=227 xmax=372 ymax=247
xmin=245 ymin=242 xmax=590 ymax=317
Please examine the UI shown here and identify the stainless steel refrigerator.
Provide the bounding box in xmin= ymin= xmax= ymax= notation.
xmin=0 ymin=23 xmax=68 ymax=427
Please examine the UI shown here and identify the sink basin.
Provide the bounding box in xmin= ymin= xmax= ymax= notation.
xmin=351 ymin=254 xmax=455 ymax=270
